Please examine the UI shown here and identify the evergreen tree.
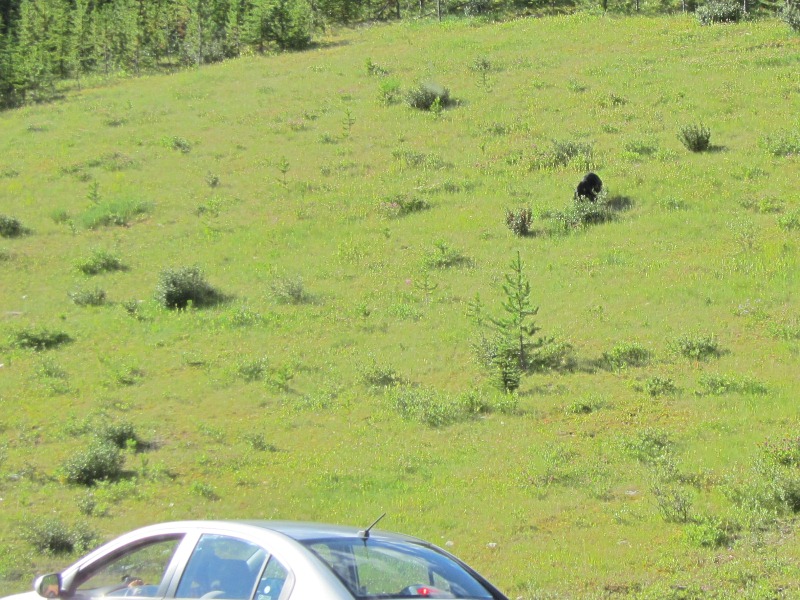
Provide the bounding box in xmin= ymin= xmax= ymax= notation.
xmin=224 ymin=0 xmax=246 ymax=57
xmin=490 ymin=251 xmax=540 ymax=370
xmin=245 ymin=0 xmax=312 ymax=52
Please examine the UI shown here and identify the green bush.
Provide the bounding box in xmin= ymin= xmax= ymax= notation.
xmin=643 ymin=376 xmax=678 ymax=397
xmin=269 ymin=275 xmax=310 ymax=304
xmin=670 ymin=332 xmax=722 ymax=361
xmin=0 ymin=215 xmax=27 ymax=238
xmin=387 ymin=386 xmax=500 ymax=427
xmin=69 ymin=287 xmax=107 ymax=307
xmin=762 ymin=434 xmax=800 ymax=467
xmin=379 ymin=194 xmax=430 ymax=218
xmin=75 ymin=249 xmax=125 ymax=275
xmin=80 ymin=198 xmax=151 ymax=229
xmin=62 ymin=442 xmax=124 ymax=485
xmin=777 ymin=210 xmax=800 ymax=231
xmin=622 ymin=428 xmax=674 ymax=464
xmin=96 ymin=421 xmax=142 ymax=450
xmin=695 ymin=0 xmax=742 ymax=24
xmin=550 ymin=192 xmax=615 ymax=232
xmin=406 ymin=82 xmax=451 ymax=111
xmin=530 ymin=139 xmax=594 ymax=171
xmin=601 ymin=341 xmax=650 ymax=370
xmin=760 ymin=130 xmax=800 ymax=156
xmin=421 ymin=240 xmax=471 ymax=269
xmin=697 ymin=372 xmax=768 ymax=395
xmin=20 ymin=518 xmax=96 ymax=555
xmin=155 ymin=266 xmax=225 ymax=309
xmin=10 ymin=327 xmax=73 ymax=350
xmin=677 ymin=123 xmax=711 ymax=152
xmin=685 ymin=516 xmax=734 ymax=548
xmin=505 ymin=207 xmax=533 ymax=236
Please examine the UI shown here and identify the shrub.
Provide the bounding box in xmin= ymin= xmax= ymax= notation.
xmin=69 ymin=287 xmax=107 ymax=307
xmin=695 ymin=0 xmax=742 ymax=24
xmin=781 ymin=0 xmax=800 ymax=32
xmin=685 ymin=517 xmax=734 ymax=548
xmin=237 ymin=356 xmax=269 ymax=382
xmin=601 ymin=342 xmax=650 ymax=370
xmin=75 ymin=249 xmax=125 ymax=275
xmin=378 ymin=77 xmax=402 ymax=105
xmin=677 ymin=123 xmax=711 ymax=152
xmin=0 ymin=215 xmax=27 ymax=238
xmin=155 ymin=266 xmax=224 ymax=309
xmin=530 ymin=139 xmax=595 ymax=171
xmin=10 ymin=327 xmax=72 ymax=350
xmin=269 ymin=275 xmax=310 ymax=304
xmin=761 ymin=130 xmax=800 ymax=156
xmin=697 ymin=372 xmax=768 ymax=395
xmin=622 ymin=428 xmax=674 ymax=464
xmin=550 ymin=191 xmax=615 ymax=232
xmin=379 ymin=194 xmax=430 ymax=218
xmin=505 ymin=207 xmax=533 ymax=236
xmin=387 ymin=385 xmax=498 ymax=427
xmin=358 ymin=358 xmax=405 ymax=389
xmin=21 ymin=518 xmax=96 ymax=555
xmin=762 ymin=434 xmax=800 ymax=467
xmin=242 ymin=433 xmax=278 ymax=452
xmin=643 ymin=376 xmax=678 ymax=397
xmin=670 ymin=332 xmax=722 ymax=361
xmin=62 ymin=442 xmax=124 ymax=485
xmin=778 ymin=210 xmax=800 ymax=231
xmin=80 ymin=198 xmax=151 ymax=229
xmin=421 ymin=240 xmax=471 ymax=269
xmin=96 ymin=421 xmax=142 ymax=450
xmin=165 ymin=136 xmax=192 ymax=153
xmin=406 ymin=82 xmax=451 ymax=111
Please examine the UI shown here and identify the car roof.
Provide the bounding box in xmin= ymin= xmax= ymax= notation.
xmin=236 ymin=520 xmax=427 ymax=544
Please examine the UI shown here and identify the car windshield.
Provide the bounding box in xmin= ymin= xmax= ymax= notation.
xmin=303 ymin=538 xmax=494 ymax=599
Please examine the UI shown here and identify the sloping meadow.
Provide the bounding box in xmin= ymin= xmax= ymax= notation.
xmin=1 ymin=12 xmax=800 ymax=598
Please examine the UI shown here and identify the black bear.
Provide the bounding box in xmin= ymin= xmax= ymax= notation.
xmin=575 ymin=172 xmax=603 ymax=202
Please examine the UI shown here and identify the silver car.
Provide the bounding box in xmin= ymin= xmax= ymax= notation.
xmin=3 ymin=520 xmax=509 ymax=600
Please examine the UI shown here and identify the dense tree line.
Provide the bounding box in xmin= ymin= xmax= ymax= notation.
xmin=0 ymin=0 xmax=791 ymax=109
xmin=0 ymin=0 xmax=328 ymax=108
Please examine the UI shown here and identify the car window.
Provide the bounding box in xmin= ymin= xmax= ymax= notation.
xmin=75 ymin=536 xmax=182 ymax=598
xmin=175 ymin=535 xmax=266 ymax=600
xmin=305 ymin=539 xmax=494 ymax=599
xmin=254 ymin=557 xmax=290 ymax=600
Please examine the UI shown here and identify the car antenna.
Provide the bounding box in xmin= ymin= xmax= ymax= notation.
xmin=358 ymin=513 xmax=386 ymax=540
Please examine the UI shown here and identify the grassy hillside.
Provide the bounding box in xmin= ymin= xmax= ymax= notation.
xmin=1 ymin=12 xmax=800 ymax=599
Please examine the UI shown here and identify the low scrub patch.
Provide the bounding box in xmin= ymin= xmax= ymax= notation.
xmin=61 ymin=441 xmax=124 ymax=486
xmin=760 ymin=129 xmax=800 ymax=157
xmin=155 ymin=266 xmax=225 ymax=309
xmin=600 ymin=341 xmax=650 ymax=370
xmin=76 ymin=249 xmax=126 ymax=275
xmin=406 ymin=82 xmax=451 ymax=111
xmin=10 ymin=327 xmax=72 ymax=351
xmin=80 ymin=198 xmax=151 ymax=229
xmin=670 ymin=332 xmax=722 ymax=361
xmin=387 ymin=385 xmax=515 ymax=427
xmin=69 ymin=287 xmax=107 ymax=307
xmin=0 ymin=215 xmax=28 ymax=238
xmin=530 ymin=139 xmax=595 ymax=171
xmin=378 ymin=194 xmax=430 ymax=218
xmin=20 ymin=518 xmax=96 ymax=555
xmin=697 ymin=372 xmax=768 ymax=395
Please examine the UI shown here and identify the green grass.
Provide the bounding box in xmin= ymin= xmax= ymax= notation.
xmin=1 ymin=13 xmax=800 ymax=599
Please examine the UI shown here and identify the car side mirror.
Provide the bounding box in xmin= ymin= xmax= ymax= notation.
xmin=34 ymin=574 xmax=61 ymax=598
